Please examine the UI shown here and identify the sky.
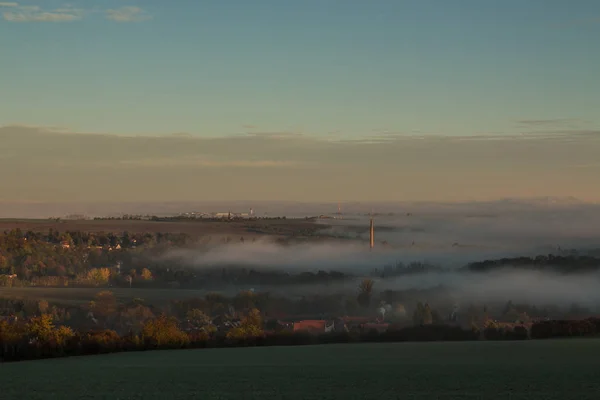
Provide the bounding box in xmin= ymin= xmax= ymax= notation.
xmin=1 ymin=1 xmax=599 ymax=203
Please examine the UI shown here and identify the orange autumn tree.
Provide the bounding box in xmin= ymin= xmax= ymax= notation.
xmin=141 ymin=314 xmax=189 ymax=347
xmin=226 ymin=308 xmax=264 ymax=340
xmin=26 ymin=314 xmax=74 ymax=346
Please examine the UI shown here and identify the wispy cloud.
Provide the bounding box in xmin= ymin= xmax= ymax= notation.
xmin=1 ymin=123 xmax=71 ymax=132
xmin=515 ymin=118 xmax=590 ymax=131
xmin=2 ymin=4 xmax=86 ymax=22
xmin=516 ymin=130 xmax=600 ymax=142
xmin=517 ymin=118 xmax=576 ymax=125
xmin=117 ymin=157 xmax=309 ymax=169
xmin=1 ymin=3 xmax=151 ymax=22
xmin=106 ymin=6 xmax=151 ymax=22
xmin=245 ymin=131 xmax=303 ymax=139
xmin=341 ymin=130 xmax=599 ymax=145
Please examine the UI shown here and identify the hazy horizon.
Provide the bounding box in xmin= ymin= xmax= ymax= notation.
xmin=1 ymin=196 xmax=599 ymax=219
xmin=1 ymin=125 xmax=600 ymax=205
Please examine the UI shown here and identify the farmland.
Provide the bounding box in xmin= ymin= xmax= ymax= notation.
xmin=4 ymin=339 xmax=600 ymax=400
xmin=0 ymin=218 xmax=326 ymax=238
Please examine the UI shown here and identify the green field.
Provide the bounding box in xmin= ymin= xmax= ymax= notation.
xmin=3 ymin=339 xmax=600 ymax=400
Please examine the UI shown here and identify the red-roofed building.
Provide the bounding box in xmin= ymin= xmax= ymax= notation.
xmin=293 ymin=320 xmax=331 ymax=334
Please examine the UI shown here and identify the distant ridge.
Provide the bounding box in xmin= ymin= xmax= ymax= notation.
xmin=0 ymin=197 xmax=595 ymax=219
xmin=496 ymin=196 xmax=584 ymax=205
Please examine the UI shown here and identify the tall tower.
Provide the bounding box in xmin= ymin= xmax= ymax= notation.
xmin=369 ymin=218 xmax=374 ymax=249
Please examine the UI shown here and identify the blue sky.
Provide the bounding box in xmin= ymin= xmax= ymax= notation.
xmin=1 ymin=0 xmax=599 ymax=138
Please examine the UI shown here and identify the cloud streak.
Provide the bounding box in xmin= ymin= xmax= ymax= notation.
xmin=117 ymin=157 xmax=311 ymax=169
xmin=517 ymin=118 xmax=580 ymax=126
xmin=2 ymin=4 xmax=85 ymax=22
xmin=1 ymin=3 xmax=151 ymax=22
xmin=106 ymin=6 xmax=151 ymax=22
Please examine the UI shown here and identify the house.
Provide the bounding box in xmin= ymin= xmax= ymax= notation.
xmin=211 ymin=315 xmax=242 ymax=332
xmin=332 ymin=318 xmax=349 ymax=333
xmin=293 ymin=320 xmax=336 ymax=334
xmin=324 ymin=321 xmax=335 ymax=333
xmin=293 ymin=320 xmax=325 ymax=333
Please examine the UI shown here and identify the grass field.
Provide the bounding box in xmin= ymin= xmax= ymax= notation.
xmin=3 ymin=339 xmax=600 ymax=399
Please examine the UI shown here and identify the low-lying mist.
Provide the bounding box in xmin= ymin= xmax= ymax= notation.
xmin=156 ymin=204 xmax=600 ymax=308
xmin=317 ymin=206 xmax=600 ymax=253
xmin=162 ymin=240 xmax=454 ymax=272
xmin=158 ymin=242 xmax=600 ymax=309
xmin=162 ymin=236 xmax=550 ymax=272
xmin=375 ymin=269 xmax=600 ymax=309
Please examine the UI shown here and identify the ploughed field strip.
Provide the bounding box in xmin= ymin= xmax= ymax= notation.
xmin=4 ymin=339 xmax=600 ymax=400
xmin=0 ymin=218 xmax=324 ymax=237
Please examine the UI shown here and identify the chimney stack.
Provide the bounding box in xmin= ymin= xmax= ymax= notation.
xmin=369 ymin=218 xmax=374 ymax=249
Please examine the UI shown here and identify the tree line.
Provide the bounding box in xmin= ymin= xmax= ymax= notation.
xmin=465 ymin=254 xmax=600 ymax=273
xmin=0 ymin=229 xmax=344 ymax=288
xmin=3 ymin=310 xmax=600 ymax=363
